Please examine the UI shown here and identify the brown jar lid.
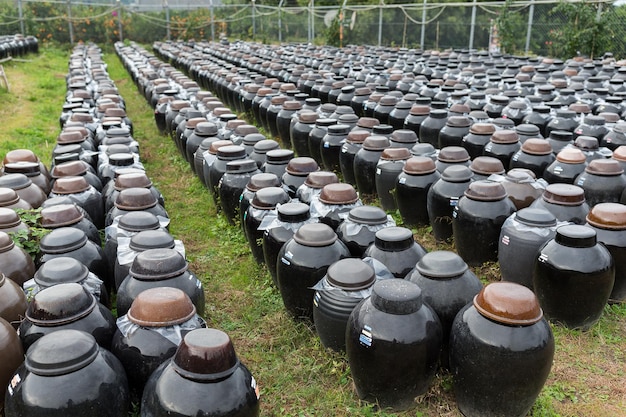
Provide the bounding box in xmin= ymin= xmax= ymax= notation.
xmin=283 ymin=100 xmax=302 ymax=111
xmin=0 ymin=207 xmax=21 ymax=228
xmin=403 ymin=156 xmax=437 ymax=175
xmin=299 ymin=111 xmax=318 ymax=124
xmin=587 ymin=203 xmax=626 ymax=230
xmin=225 ymin=120 xmax=246 ymax=131
xmin=213 ymin=107 xmax=231 ymax=117
xmin=0 ymin=188 xmax=21 ymax=206
xmin=286 ymin=157 xmax=319 ymax=176
xmin=542 ymin=183 xmax=586 ymax=206
xmin=469 ymin=123 xmax=496 ymax=135
xmin=491 ymin=130 xmax=520 ymax=144
xmin=304 ymin=171 xmax=339 ymax=189
xmin=556 ymin=148 xmax=586 ymax=164
xmin=0 ymin=230 xmax=14 ymax=252
xmin=114 ymin=172 xmax=153 ymax=190
xmin=234 ymin=124 xmax=259 ymax=136
xmin=450 ymin=103 xmax=471 ymax=114
xmin=438 ymin=146 xmax=470 ymax=163
xmin=319 ymin=183 xmax=359 ymax=205
xmin=127 ymin=287 xmax=196 ymax=327
xmin=115 ymin=187 xmax=158 ymax=210
xmin=256 ymin=87 xmax=273 ymax=97
xmin=380 ymin=147 xmax=411 ymax=161
xmin=347 ymin=130 xmax=370 ymax=144
xmin=294 ymin=222 xmax=337 ymax=246
xmin=3 ymin=149 xmax=38 ymax=164
xmin=446 ymin=116 xmax=471 ymax=128
xmin=613 ymin=146 xmax=626 ymax=162
xmin=390 ymin=129 xmax=417 ymax=144
xmin=105 ymin=108 xmax=126 ymax=118
xmin=585 ymin=159 xmax=624 ymax=176
xmin=173 ymin=328 xmax=239 ymax=380
xmin=246 ymin=173 xmax=281 ymax=192
xmin=57 ymin=131 xmax=84 ymax=145
xmin=170 ymin=100 xmax=191 ymax=111
xmin=51 ymin=161 xmax=88 ymax=178
xmin=469 ymin=156 xmax=505 ymax=176
xmin=41 ymin=204 xmax=84 ymax=227
xmin=409 ymin=105 xmax=431 ymax=116
xmin=356 ymin=117 xmax=380 ymax=129
xmin=52 ymin=176 xmax=90 ymax=194
xmin=473 ymin=281 xmax=543 ymax=325
xmin=521 ymin=139 xmax=552 ymax=156
xmin=569 ymin=103 xmax=592 ymax=114
xmin=326 ymin=258 xmax=375 ymax=291
xmin=209 ymin=140 xmax=233 ymax=155
xmin=186 ymin=117 xmax=207 ymax=130
xmin=464 ymin=180 xmax=507 ymax=201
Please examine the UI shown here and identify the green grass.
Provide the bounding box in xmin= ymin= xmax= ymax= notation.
xmin=1 ymin=44 xmax=625 ymax=417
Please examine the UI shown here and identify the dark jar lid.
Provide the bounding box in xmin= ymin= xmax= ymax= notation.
xmin=555 ymin=224 xmax=597 ymax=248
xmin=217 ymin=145 xmax=247 ymax=160
xmin=52 ymin=176 xmax=90 ymax=194
xmin=26 ymin=283 xmax=97 ymax=326
xmin=404 ymin=156 xmax=436 ymax=175
xmin=294 ymin=223 xmax=337 ymax=247
xmin=253 ymin=140 xmax=280 ymax=154
xmin=51 ymin=161 xmax=88 ymax=178
xmin=575 ymin=136 xmax=599 ymax=151
xmin=0 ymin=188 xmax=21 ymax=206
xmin=446 ymin=115 xmax=471 ymax=128
xmin=34 ymin=257 xmax=89 ymax=287
xmin=0 ymin=207 xmax=22 ymax=228
xmin=587 ymin=203 xmax=626 ymax=230
xmin=319 ymin=183 xmax=359 ymax=205
xmin=304 ymin=171 xmax=338 ymax=189
xmin=129 ymin=230 xmax=175 ymax=252
xmin=266 ymin=149 xmax=294 ymax=163
xmin=585 ymin=159 xmax=624 ymax=176
xmin=277 ymin=202 xmax=310 ymax=223
xmin=225 ymin=159 xmax=258 ymax=174
xmin=25 ymin=329 xmax=99 ymax=376
xmin=39 ymin=227 xmax=88 ymax=253
xmin=0 ymin=231 xmax=14 ymax=252
xmin=374 ymin=226 xmax=415 ymax=251
xmin=115 ymin=187 xmax=158 ymax=210
xmin=285 ymin=157 xmax=319 ymax=176
xmin=441 ymin=165 xmax=473 ymax=182
xmin=127 ymin=287 xmax=196 ymax=327
xmin=470 ymin=156 xmax=505 ymax=176
xmin=118 ymin=211 xmax=160 ymax=232
xmin=515 ymin=207 xmax=557 ymax=227
xmin=325 ymin=258 xmax=375 ymax=290
xmin=243 ymin=133 xmax=266 ymax=147
xmin=108 ymin=153 xmax=136 ymax=167
xmin=251 ymin=186 xmax=289 ymax=209
xmin=4 ymin=161 xmax=41 ymax=177
xmin=415 ymin=250 xmax=468 ymax=278
xmin=130 ymin=248 xmax=188 ymax=280
xmin=246 ymin=173 xmax=281 ymax=192
xmin=542 ymin=184 xmax=586 ymax=206
xmin=464 ymin=180 xmax=507 ymax=201
xmin=172 ymin=328 xmax=239 ymax=381
xmin=549 ymin=130 xmax=573 ymax=142
xmin=347 ymin=205 xmax=387 ymax=225
xmin=0 ymin=173 xmax=32 ymax=190
xmin=521 ymin=139 xmax=552 ymax=156
xmin=390 ymin=130 xmax=417 ymax=144
xmin=473 ymin=281 xmax=543 ymax=325
xmin=371 ymin=279 xmax=422 ymax=315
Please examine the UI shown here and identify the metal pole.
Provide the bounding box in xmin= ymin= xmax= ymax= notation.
xmin=17 ymin=0 xmax=24 ymax=35
xmin=378 ymin=0 xmax=383 ymax=47
xmin=311 ymin=0 xmax=315 ymax=42
xmin=252 ymin=0 xmax=256 ymax=40
xmin=67 ymin=0 xmax=74 ymax=45
xmin=278 ymin=0 xmax=284 ymax=43
xmin=117 ymin=0 xmax=123 ymax=42
xmin=420 ymin=0 xmax=426 ymax=50
xmin=469 ymin=0 xmax=477 ymax=50
xmin=165 ymin=0 xmax=170 ymax=41
xmin=525 ymin=0 xmax=534 ymax=54
xmin=210 ymin=0 xmax=215 ymax=41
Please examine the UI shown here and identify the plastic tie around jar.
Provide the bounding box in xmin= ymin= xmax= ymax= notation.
xmin=295 ymin=184 xmax=322 ymax=204
xmin=116 ymin=313 xmax=207 ymax=346
xmin=116 ymin=237 xmax=185 ymax=266
xmin=342 ymin=215 xmax=396 ymax=237
xmin=105 ymin=215 xmax=170 ymax=241
xmin=258 ymin=204 xmax=317 ymax=232
xmin=502 ymin=214 xmax=568 ymax=238
xmin=22 ymin=272 xmax=103 ymax=302
xmin=309 ymin=197 xmax=362 ymax=219
xmin=253 ymin=208 xmax=278 ymax=231
xmin=311 ymin=257 xmax=394 ymax=299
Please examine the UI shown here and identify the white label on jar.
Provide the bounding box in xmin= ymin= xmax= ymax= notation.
xmin=284 ymin=250 xmax=293 ymax=260
xmin=577 ymin=178 xmax=586 ymax=187
xmin=538 ymin=253 xmax=548 ymax=263
xmin=376 ymin=168 xmax=381 ymax=175
xmin=281 ymin=257 xmax=291 ymax=266
xmin=501 ymin=235 xmax=510 ymax=245
xmin=449 ymin=197 xmax=459 ymax=207
xmin=359 ymin=325 xmax=373 ymax=347
xmin=485 ymin=144 xmax=493 ymax=152
xmin=323 ymin=142 xmax=330 ymax=148
xmin=553 ymin=166 xmax=563 ymax=173
xmin=512 ymin=153 xmax=520 ymax=162
xmin=398 ymin=177 xmax=406 ymax=185
xmin=251 ymin=376 xmax=260 ymax=399
xmin=313 ymin=292 xmax=320 ymax=307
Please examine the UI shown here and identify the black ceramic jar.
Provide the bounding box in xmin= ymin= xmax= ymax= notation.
xmin=219 ymin=159 xmax=261 ymax=225
xmin=449 ymin=282 xmax=554 ymax=417
xmin=427 ymin=165 xmax=473 ymax=242
xmin=530 ymin=183 xmax=590 ymax=224
xmin=510 ymin=138 xmax=555 ymax=178
xmin=419 ymin=108 xmax=448 ymax=148
xmin=339 ymin=130 xmax=369 ymax=187
xmin=4 ymin=329 xmax=130 ymax=417
xmin=575 ymin=158 xmax=626 ymax=207
xmin=244 ymin=186 xmax=290 ymax=264
xmin=543 ymin=148 xmax=588 ymax=185
xmin=336 ymin=205 xmax=395 ymax=257
xmin=533 ymin=224 xmax=614 ymax=330
xmin=462 ymin=122 xmax=496 ymax=160
xmin=346 ymin=279 xmax=442 ymax=411
xmin=374 ymin=147 xmax=411 ymax=211
xmin=395 ymin=157 xmax=440 ymax=227
xmin=0 ymin=317 xmax=23 ymax=411
xmin=483 ymin=130 xmax=521 ymax=169
xmin=353 ymin=135 xmax=390 ymax=195
xmin=363 ymin=226 xmax=427 ymax=278
xmin=140 ymin=328 xmax=260 ymax=417
xmin=276 ymin=223 xmax=350 ymax=320
xmin=0 ymin=272 xmax=27 ymax=328
xmin=0 ymin=230 xmax=36 ymax=287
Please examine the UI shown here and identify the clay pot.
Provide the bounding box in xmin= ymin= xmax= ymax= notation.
xmin=510 ymin=138 xmax=555 ymax=178
xmin=396 ymin=157 xmax=440 ymax=227
xmin=40 ymin=203 xmax=100 ymax=245
xmin=530 ymin=183 xmax=590 ymax=224
xmin=427 ymin=165 xmax=473 ymax=242
xmin=363 ymin=226 xmax=427 ymax=278
xmin=575 ymin=159 xmax=626 ymax=207
xmin=0 ymin=173 xmax=46 ymax=209
xmin=0 ymin=317 xmax=23 ymax=412
xmin=0 ymin=272 xmax=27 ymax=328
xmin=0 ymin=231 xmax=35 ymax=287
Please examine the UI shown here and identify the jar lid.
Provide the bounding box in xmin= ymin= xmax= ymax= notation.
xmin=441 ymin=165 xmax=473 ymax=182
xmin=106 ymin=126 xmax=131 ymax=138
xmin=469 ymin=123 xmax=496 ymax=135
xmin=251 ymin=186 xmax=289 ymax=209
xmin=173 ymin=328 xmax=239 ymax=381
xmin=374 ymin=226 xmax=414 ymax=251
xmin=115 ymin=187 xmax=158 ymax=210
xmin=57 ymin=130 xmax=84 ymax=145
xmin=555 ymin=224 xmax=597 ymax=248
xmin=569 ymin=102 xmax=592 ymax=114
xmin=0 ymin=230 xmax=14 ymax=252
xmin=243 ymin=133 xmax=266 ymax=147
xmin=403 ymin=156 xmax=437 ymax=175
xmin=357 ymin=117 xmax=380 ymax=129
xmin=556 ymin=148 xmax=586 ymax=164
xmin=411 ymin=143 xmax=437 ymax=158
xmin=438 ymin=146 xmax=470 ymax=163
xmin=51 ymin=161 xmax=88 ymax=178
xmin=491 ymin=130 xmax=520 ymax=144
xmin=285 ymin=157 xmax=319 ymax=176
xmin=304 ymin=171 xmax=339 ymax=189
xmin=130 ymin=248 xmax=188 ymax=280
xmin=464 ymin=180 xmax=508 ymax=201
xmin=372 ymin=125 xmax=393 ymax=136
xmin=516 ymin=123 xmax=540 ymax=136
xmin=39 ymin=227 xmax=88 ymax=253
xmin=469 ymin=156 xmax=505 ymax=176
xmin=27 ymin=283 xmax=96 ymax=326
xmin=194 ymin=122 xmax=219 ymax=136
xmin=574 ymin=136 xmax=599 ymax=151
xmin=586 ymin=203 xmax=626 ymax=230
xmin=114 ymin=172 xmax=152 ymax=191
xmin=446 ymin=115 xmax=471 ymax=128
xmin=473 ymin=281 xmax=543 ymax=325
xmin=319 ymin=183 xmax=359 ymax=205
xmin=371 ymin=279 xmax=422 ymax=315
xmin=129 ymin=230 xmax=175 ymax=252
xmin=326 ymin=258 xmax=375 ymax=290
xmin=283 ymin=100 xmax=302 ymax=111
xmin=380 ymin=147 xmax=411 ymax=161
xmin=52 ymin=176 xmax=90 ymax=194
xmin=549 ymin=130 xmax=573 ymax=142
xmin=234 ymin=124 xmax=259 ymax=137
xmin=0 ymin=173 xmax=32 ymax=190
xmin=429 ymin=109 xmax=448 ymax=119
xmin=3 ymin=149 xmax=38 ymax=164
xmin=266 ymin=149 xmax=294 ymax=163
xmin=415 ymin=250 xmax=468 ymax=278
xmin=4 ymin=161 xmax=40 ymax=177
xmin=347 ymin=130 xmax=370 ymax=144
xmin=294 ymin=223 xmax=337 ymax=246
xmin=390 ymin=129 xmax=417 ymax=144
xmin=127 ymin=287 xmax=196 ymax=327
xmin=542 ymin=183 xmax=586 ymax=206
xmin=118 ymin=211 xmax=160 ymax=232
xmin=217 ymin=145 xmax=246 ymax=160
xmin=209 ymin=140 xmax=233 ymax=155
xmin=347 ymin=205 xmax=387 ymax=225
xmin=585 ymin=115 xmax=605 ymax=126
xmin=0 ymin=207 xmax=22 ymax=228
xmin=362 ymin=136 xmax=390 ymax=151
xmin=246 ymin=173 xmax=281 ymax=192
xmin=327 ymin=124 xmax=350 ymax=135
xmin=521 ymin=139 xmax=552 ymax=155
xmin=515 ymin=207 xmax=557 ymax=227
xmin=299 ymin=111 xmax=319 ymax=124
xmin=108 ymin=153 xmax=135 ymax=167
xmin=34 ymin=257 xmax=89 ymax=287
xmin=585 ymin=159 xmax=624 ymax=176
xmin=253 ymin=139 xmax=280 ymax=154
xmin=277 ymin=202 xmax=310 ymax=223
xmin=25 ymin=329 xmax=99 ymax=376
xmin=225 ymin=159 xmax=258 ymax=174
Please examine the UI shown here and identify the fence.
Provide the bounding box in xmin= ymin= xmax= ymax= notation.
xmin=0 ymin=0 xmax=623 ymax=59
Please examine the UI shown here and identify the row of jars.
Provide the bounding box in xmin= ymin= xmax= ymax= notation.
xmin=0 ymin=43 xmax=259 ymax=417
xmin=0 ymin=34 xmax=38 ymax=59
xmin=116 ymin=40 xmax=625 ymax=415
